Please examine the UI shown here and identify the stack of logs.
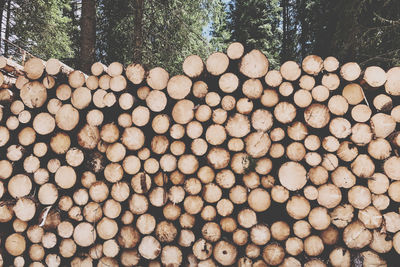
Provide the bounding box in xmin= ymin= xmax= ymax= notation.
xmin=0 ymin=42 xmax=400 ymax=266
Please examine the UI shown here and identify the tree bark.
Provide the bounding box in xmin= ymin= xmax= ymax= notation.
xmin=133 ymin=0 xmax=144 ymax=63
xmin=80 ymin=0 xmax=96 ymax=74
xmin=281 ymin=0 xmax=288 ymax=62
xmin=4 ymin=0 xmax=11 ymax=56
xmin=0 ymin=0 xmax=6 ymax=52
xmin=298 ymin=0 xmax=307 ymax=59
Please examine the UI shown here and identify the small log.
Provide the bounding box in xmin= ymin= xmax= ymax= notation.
xmin=240 ymin=49 xmax=269 ymax=78
xmin=46 ymin=58 xmax=74 ymax=76
xmin=340 ymin=62 xmax=361 ymax=81
xmin=126 ymin=63 xmax=145 ymax=84
xmin=304 ymin=103 xmax=330 ymax=128
xmin=86 ymin=75 xmax=99 ymax=90
xmin=304 ymin=235 xmax=324 ymax=256
xmin=0 ymin=125 xmax=10 ymax=147
xmin=219 ymin=72 xmax=239 ymax=93
xmin=6 ymin=116 xmax=19 ymax=130
xmin=205 ymin=91 xmax=221 ymax=107
xmin=68 ymin=70 xmax=86 ymax=88
xmin=343 ymin=220 xmax=372 ymax=249
xmin=308 ymin=207 xmax=330 ymax=230
xmin=206 ymin=52 xmax=229 ymax=76
xmin=183 ymin=55 xmax=204 ymax=78
xmin=91 ymin=62 xmax=108 ymax=76
xmin=47 ymin=98 xmax=62 ymax=114
xmin=293 ymin=220 xmax=312 ymax=239
xmin=274 ymin=102 xmax=296 ymax=124
xmin=261 ymin=89 xmax=279 ymax=107
xmin=373 ymin=93 xmax=392 ymax=111
xmin=110 ymin=75 xmax=127 ymax=92
xmin=265 ymin=69 xmax=283 ymax=87
xmin=280 ymin=61 xmax=301 ymax=81
xmin=5 ymin=233 xmax=26 ymax=256
xmin=107 ymin=62 xmax=124 ymax=77
xmin=363 ymin=66 xmax=386 ymax=88
xmin=21 ymin=81 xmax=47 ymax=108
xmin=294 ymin=89 xmax=312 ymax=108
xmin=118 ymin=114 xmax=133 ymax=132
xmin=351 ymin=104 xmax=371 ymax=122
xmin=55 ymin=104 xmax=80 ymax=131
xmin=227 ymin=42 xmax=244 ymax=60
xmin=167 ymin=75 xmax=192 ymax=100
xmin=18 ymin=110 xmax=31 ymax=124
xmin=147 ymin=67 xmax=169 ymax=90
xmin=323 ymin=56 xmax=339 ymax=72
xmin=286 ymin=195 xmax=310 ymax=220
xmin=214 ymin=240 xmax=237 ymax=266
xmin=190 ymin=81 xmax=206 ymax=99
xmin=262 ymin=243 xmax=285 ymax=266
xmin=299 ymin=75 xmax=315 ymax=90
xmin=161 ymin=246 xmax=182 ymax=266
xmin=132 ymin=105 xmax=150 ymax=126
xmin=55 ymin=165 xmax=76 ymax=189
xmin=321 ymin=73 xmax=340 ymax=90
xmin=278 ymin=162 xmax=307 ymax=191
xmin=385 ymin=66 xmax=400 ymax=95
xmin=311 ymin=85 xmax=329 ymax=102
xmin=271 ymin=221 xmax=290 ymax=241
xmin=279 ymin=81 xmax=294 ymax=97
xmin=370 ymin=113 xmax=396 ymax=138
xmin=15 ymin=75 xmax=29 ymax=89
xmin=329 ymin=247 xmax=350 ymax=267
xmin=73 ymin=222 xmax=96 ymax=247
xmin=24 ymin=57 xmax=45 ymax=80
xmin=302 ymin=55 xmax=323 ymax=75
xmin=99 ymin=74 xmax=111 ymax=90
xmin=383 ymin=156 xmax=400 ymax=180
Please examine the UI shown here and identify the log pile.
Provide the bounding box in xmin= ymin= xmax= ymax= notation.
xmin=0 ymin=43 xmax=400 ymax=266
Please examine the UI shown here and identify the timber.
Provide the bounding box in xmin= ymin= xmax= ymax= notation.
xmin=0 ymin=42 xmax=397 ymax=266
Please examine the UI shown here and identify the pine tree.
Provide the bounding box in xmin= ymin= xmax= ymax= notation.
xmin=226 ymin=0 xmax=282 ymax=67
xmin=96 ymin=0 xmax=216 ymax=74
xmin=332 ymin=0 xmax=400 ymax=67
xmin=80 ymin=0 xmax=96 ymax=73
xmin=11 ymin=0 xmax=75 ymax=60
xmin=209 ymin=0 xmax=231 ymax=52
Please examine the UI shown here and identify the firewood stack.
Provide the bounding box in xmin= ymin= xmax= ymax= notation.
xmin=0 ymin=43 xmax=400 ymax=266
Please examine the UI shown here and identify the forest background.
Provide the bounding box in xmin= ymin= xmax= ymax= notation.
xmin=0 ymin=0 xmax=399 ymax=74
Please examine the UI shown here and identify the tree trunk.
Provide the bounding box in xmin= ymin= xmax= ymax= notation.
xmin=281 ymin=0 xmax=288 ymax=62
xmin=298 ymin=0 xmax=307 ymax=59
xmin=4 ymin=0 xmax=11 ymax=56
xmin=0 ymin=0 xmax=6 ymax=53
xmin=80 ymin=0 xmax=96 ymax=74
xmin=133 ymin=0 xmax=144 ymax=63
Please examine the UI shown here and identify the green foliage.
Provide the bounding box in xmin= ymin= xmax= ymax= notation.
xmin=209 ymin=0 xmax=231 ymax=51
xmin=288 ymin=0 xmax=400 ymax=68
xmin=332 ymin=0 xmax=400 ymax=68
xmin=6 ymin=0 xmax=400 ymax=71
xmin=222 ymin=0 xmax=282 ymax=68
xmin=97 ymin=0 xmax=217 ymax=75
xmin=11 ymin=0 xmax=75 ymax=60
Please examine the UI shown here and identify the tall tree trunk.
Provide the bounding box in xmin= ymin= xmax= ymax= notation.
xmin=69 ymin=0 xmax=79 ymax=68
xmin=133 ymin=0 xmax=144 ymax=63
xmin=0 ymin=0 xmax=6 ymax=53
xmin=80 ymin=0 xmax=96 ymax=73
xmin=299 ymin=0 xmax=307 ymax=59
xmin=4 ymin=0 xmax=11 ymax=56
xmin=281 ymin=0 xmax=288 ymax=62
